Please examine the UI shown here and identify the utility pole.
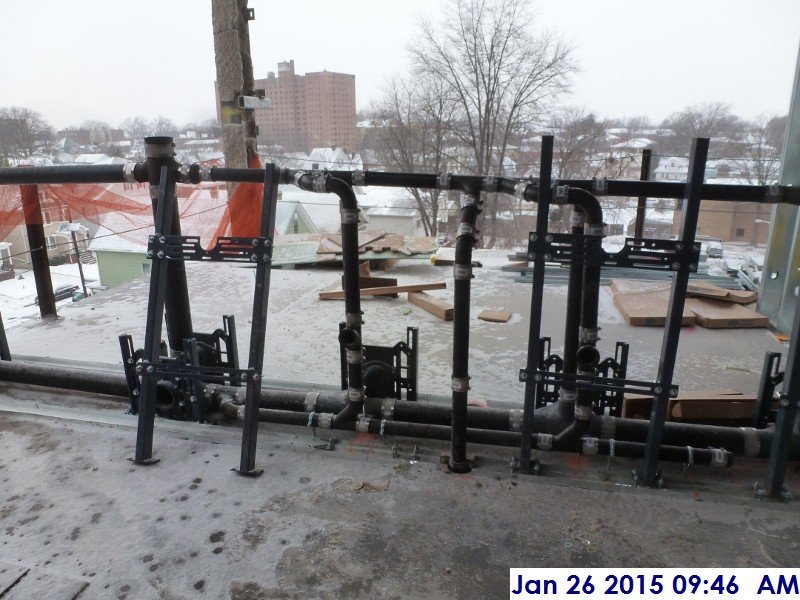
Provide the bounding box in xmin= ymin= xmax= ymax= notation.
xmin=211 ymin=0 xmax=259 ymax=183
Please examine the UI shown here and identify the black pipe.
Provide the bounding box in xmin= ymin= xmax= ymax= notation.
xmin=294 ymin=172 xmax=365 ymax=425
xmin=634 ymin=149 xmax=653 ymax=240
xmin=560 ymin=211 xmax=585 ymax=407
xmin=449 ymin=191 xmax=482 ymax=473
xmin=145 ymin=137 xmax=193 ymax=354
xmin=0 ymin=359 xmax=796 ymax=460
xmin=0 ymin=164 xmax=147 ymax=185
xmin=582 ymin=438 xmax=733 ymax=467
xmin=21 ymin=183 xmax=57 ymax=318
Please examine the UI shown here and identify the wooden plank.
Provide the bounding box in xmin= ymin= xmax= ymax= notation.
xmin=319 ymin=282 xmax=446 ymax=300
xmin=408 ymin=291 xmax=454 ymax=320
xmin=478 ymin=309 xmax=512 ymax=323
xmin=0 ymin=564 xmax=29 ymax=595
xmin=316 ymin=236 xmax=343 ymax=254
xmin=612 ymin=290 xmax=695 ymax=326
xmin=432 ymin=258 xmax=483 ymax=268
xmin=357 ymin=229 xmax=387 ymax=250
xmin=686 ymin=298 xmax=769 ymax=328
xmin=341 ymin=275 xmax=399 ymax=297
xmin=4 ymin=570 xmax=88 ymax=599
xmin=623 ymin=389 xmax=749 ymax=420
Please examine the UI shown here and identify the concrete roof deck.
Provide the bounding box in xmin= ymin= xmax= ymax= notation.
xmin=0 ymin=252 xmax=798 ymax=596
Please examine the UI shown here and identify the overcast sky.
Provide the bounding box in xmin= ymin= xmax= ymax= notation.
xmin=1 ymin=0 xmax=798 ymax=129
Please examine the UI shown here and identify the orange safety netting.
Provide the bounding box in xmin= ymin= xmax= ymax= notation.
xmin=0 ymin=159 xmax=264 ymax=258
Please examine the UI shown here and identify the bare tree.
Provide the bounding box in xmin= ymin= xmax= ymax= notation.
xmin=659 ymin=102 xmax=743 ymax=157
xmin=150 ymin=116 xmax=177 ymax=136
xmin=550 ymin=107 xmax=608 ymax=179
xmin=371 ymin=76 xmax=456 ymax=237
xmin=734 ymin=114 xmax=787 ymax=185
xmin=120 ymin=116 xmax=152 ymax=141
xmin=0 ymin=106 xmax=53 ymax=159
xmin=409 ymin=0 xmax=574 ymax=245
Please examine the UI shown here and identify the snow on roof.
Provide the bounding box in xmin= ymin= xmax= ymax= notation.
xmin=367 ymin=207 xmax=418 ymax=218
xmin=274 ymin=201 xmax=318 ymax=235
xmin=609 ymin=137 xmax=654 ymax=150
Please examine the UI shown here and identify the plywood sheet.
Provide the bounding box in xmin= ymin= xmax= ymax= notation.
xmin=4 ymin=570 xmax=88 ymax=599
xmin=610 ymin=279 xmax=670 ymax=295
xmin=612 ymin=290 xmax=695 ymax=326
xmin=686 ymin=298 xmax=769 ymax=328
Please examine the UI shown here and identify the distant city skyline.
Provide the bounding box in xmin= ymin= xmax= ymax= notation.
xmin=0 ymin=0 xmax=798 ymax=129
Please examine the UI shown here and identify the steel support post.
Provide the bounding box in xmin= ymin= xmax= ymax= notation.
xmin=20 ymin=183 xmax=56 ymax=317
xmin=236 ymin=163 xmax=279 ymax=476
xmin=0 ymin=311 xmax=10 ymax=360
xmin=765 ymin=289 xmax=800 ymax=497
xmin=520 ymin=135 xmax=554 ymax=471
xmin=133 ymin=166 xmax=177 ymax=464
xmin=641 ymin=138 xmax=709 ymax=486
xmin=634 ymin=148 xmax=652 ymax=240
xmin=753 ymin=352 xmax=782 ymax=428
xmin=145 ymin=137 xmax=193 ymax=353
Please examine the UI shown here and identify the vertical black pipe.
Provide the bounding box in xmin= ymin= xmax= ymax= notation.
xmin=144 ymin=137 xmax=193 ymax=353
xmin=20 ymin=183 xmax=56 ymax=317
xmin=520 ymin=135 xmax=553 ymax=471
xmin=642 ymin=138 xmax=709 ymax=485
xmin=765 ymin=290 xmax=800 ymax=496
xmin=134 ymin=166 xmax=177 ymax=464
xmin=634 ymin=149 xmax=652 ymax=240
xmin=0 ymin=311 xmax=10 ymax=360
xmin=237 ymin=163 xmax=280 ymax=476
xmin=449 ymin=191 xmax=481 ymax=473
xmin=560 ymin=211 xmax=585 ymax=405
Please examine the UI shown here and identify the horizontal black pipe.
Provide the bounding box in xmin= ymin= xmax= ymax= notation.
xmin=585 ymin=438 xmax=733 ymax=467
xmin=3 ymin=163 xmax=799 ymax=206
xmin=0 ymin=360 xmax=795 ymax=460
xmin=0 ymin=164 xmax=147 ymax=185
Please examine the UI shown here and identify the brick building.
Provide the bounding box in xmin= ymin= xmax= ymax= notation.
xmin=249 ymin=60 xmax=357 ymax=153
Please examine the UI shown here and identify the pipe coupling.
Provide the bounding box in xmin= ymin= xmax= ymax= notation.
xmin=145 ymin=142 xmax=175 ymax=158
xmin=348 ymin=387 xmax=366 ymax=403
xmin=483 ymin=176 xmax=498 ymax=192
xmin=355 ymin=417 xmax=370 ymax=433
xmin=345 ymin=312 xmax=363 ymax=327
xmin=508 ymin=409 xmax=523 ymax=432
xmin=593 ymin=177 xmax=607 ymax=195
xmin=740 ymin=427 xmax=760 ymax=458
xmin=453 ymin=264 xmax=472 ymax=281
xmin=123 ymin=163 xmax=138 ymax=183
xmin=346 ymin=349 xmax=364 ymax=365
xmin=200 ymin=166 xmax=212 ymax=181
xmin=560 ymin=389 xmax=578 ymax=403
xmin=304 ymin=392 xmax=319 ymax=412
xmin=710 ymin=448 xmax=727 ymax=468
xmin=537 ymin=433 xmax=553 ymax=451
xmin=579 ymin=327 xmax=599 ymax=345
xmin=554 ymin=184 xmax=569 ymax=199
xmin=340 ymin=208 xmax=360 ymax=224
xmin=514 ymin=180 xmax=532 ymax=200
xmin=457 ymin=223 xmax=476 ymax=238
xmin=451 ymin=376 xmax=471 ymax=393
xmin=600 ymin=416 xmax=616 ymax=439
xmin=178 ymin=164 xmax=193 ymax=183
xmin=294 ymin=171 xmax=307 ymax=187
xmin=381 ymin=398 xmax=394 ymax=420
xmin=584 ymin=223 xmax=604 ymax=237
xmin=685 ymin=445 xmax=694 ymax=466
xmin=437 ymin=172 xmax=450 ymax=190
xmin=351 ymin=170 xmax=366 ymax=186
xmin=582 ymin=437 xmax=599 ymax=456
xmin=312 ymin=173 xmax=328 ymax=193
xmin=317 ymin=412 xmax=334 ymax=429
xmin=574 ymin=404 xmax=593 ymax=421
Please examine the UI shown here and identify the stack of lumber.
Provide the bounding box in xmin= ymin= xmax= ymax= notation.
xmin=622 ymin=388 xmax=761 ymax=423
xmin=272 ymin=230 xmax=438 ymax=267
xmin=610 ymin=279 xmax=768 ymax=328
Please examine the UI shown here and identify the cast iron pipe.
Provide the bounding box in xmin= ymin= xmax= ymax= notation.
xmin=293 ymin=172 xmax=365 ymax=426
xmin=581 ymin=437 xmax=733 ymax=467
xmin=559 ymin=209 xmax=585 ymax=409
xmin=145 ymin=137 xmax=193 ymax=354
xmin=449 ymin=190 xmax=482 ymax=473
xmin=0 ymin=163 xmax=147 ymax=185
xmin=0 ymin=359 xmax=795 ymax=460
